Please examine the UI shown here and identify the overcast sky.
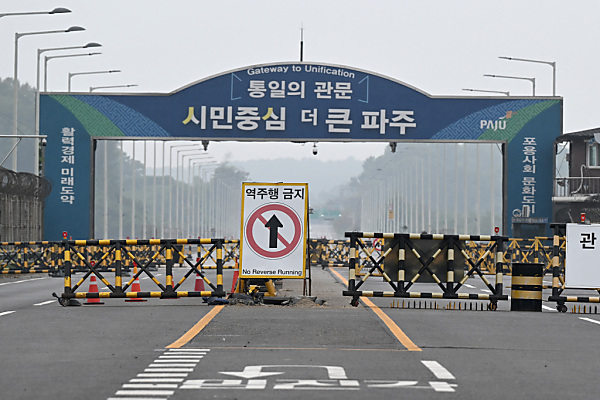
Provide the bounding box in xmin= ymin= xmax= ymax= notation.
xmin=1 ymin=0 xmax=598 ymax=162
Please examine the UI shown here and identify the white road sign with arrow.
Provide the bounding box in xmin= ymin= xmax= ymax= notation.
xmin=239 ymin=182 xmax=308 ymax=279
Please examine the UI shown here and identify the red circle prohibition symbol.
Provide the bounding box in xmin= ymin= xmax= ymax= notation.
xmin=245 ymin=203 xmax=302 ymax=259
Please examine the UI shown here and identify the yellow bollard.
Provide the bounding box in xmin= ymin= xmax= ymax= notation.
xmin=265 ymin=279 xmax=277 ymax=297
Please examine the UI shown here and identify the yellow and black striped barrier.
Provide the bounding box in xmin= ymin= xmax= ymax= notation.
xmin=511 ymin=263 xmax=543 ymax=311
xmin=343 ymin=231 xmax=509 ymax=309
xmin=52 ymin=238 xmax=226 ymax=306
xmin=195 ymin=240 xmax=239 ymax=269
xmin=308 ymin=238 xmax=383 ymax=273
xmin=309 ymin=239 xmax=350 ymax=268
xmin=1 ymin=241 xmax=59 ymax=275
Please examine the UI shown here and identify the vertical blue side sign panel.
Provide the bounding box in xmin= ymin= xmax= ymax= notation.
xmin=40 ymin=62 xmax=562 ymax=240
xmin=42 ymin=96 xmax=92 ymax=240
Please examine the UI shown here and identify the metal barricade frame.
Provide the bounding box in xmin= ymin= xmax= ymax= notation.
xmin=343 ymin=232 xmax=508 ymax=308
xmin=54 ymin=238 xmax=226 ymax=305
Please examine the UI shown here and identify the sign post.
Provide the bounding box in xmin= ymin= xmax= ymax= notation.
xmin=239 ymin=182 xmax=308 ymax=279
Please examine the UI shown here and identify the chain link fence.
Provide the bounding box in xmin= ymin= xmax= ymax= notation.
xmin=0 ymin=167 xmax=51 ymax=242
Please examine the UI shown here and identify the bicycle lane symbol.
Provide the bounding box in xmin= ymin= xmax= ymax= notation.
xmin=245 ymin=203 xmax=302 ymax=259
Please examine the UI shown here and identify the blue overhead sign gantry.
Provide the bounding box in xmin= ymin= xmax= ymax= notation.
xmin=40 ymin=62 xmax=562 ymax=240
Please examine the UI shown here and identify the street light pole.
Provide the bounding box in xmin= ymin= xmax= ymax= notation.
xmin=12 ymin=26 xmax=85 ymax=171
xmin=483 ymin=74 xmax=536 ymax=96
xmin=178 ymin=150 xmax=208 ymax=236
xmin=462 ymin=88 xmax=510 ymax=96
xmin=35 ymin=42 xmax=102 ymax=174
xmin=184 ymin=155 xmax=212 ymax=237
xmin=168 ymin=143 xmax=198 ymax=236
xmin=190 ymin=159 xmax=216 ymax=236
xmin=0 ymin=7 xmax=71 ymax=19
xmin=68 ymin=70 xmax=121 ymax=92
xmin=37 ymin=42 xmax=102 ymax=91
xmin=90 ymin=84 xmax=138 ymax=92
xmin=45 ymin=53 xmax=102 ymax=91
xmin=499 ymin=56 xmax=556 ymax=96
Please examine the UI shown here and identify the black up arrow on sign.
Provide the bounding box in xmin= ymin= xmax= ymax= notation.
xmin=265 ymin=214 xmax=283 ymax=248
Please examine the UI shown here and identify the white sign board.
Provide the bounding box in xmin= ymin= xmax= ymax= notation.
xmin=239 ymin=182 xmax=308 ymax=279
xmin=565 ymin=223 xmax=600 ymax=288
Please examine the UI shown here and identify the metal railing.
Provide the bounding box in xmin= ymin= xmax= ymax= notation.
xmin=554 ymin=177 xmax=600 ymax=198
xmin=0 ymin=167 xmax=51 ymax=242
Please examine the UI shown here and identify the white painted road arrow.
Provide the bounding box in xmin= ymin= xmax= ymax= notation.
xmin=220 ymin=365 xmax=348 ymax=380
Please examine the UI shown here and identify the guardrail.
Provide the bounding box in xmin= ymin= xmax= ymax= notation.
xmin=342 ymin=231 xmax=509 ymax=308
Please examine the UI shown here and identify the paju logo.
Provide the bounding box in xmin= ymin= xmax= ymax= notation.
xmin=480 ymin=110 xmax=517 ymax=131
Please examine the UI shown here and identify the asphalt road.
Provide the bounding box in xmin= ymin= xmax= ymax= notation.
xmin=1 ymin=267 xmax=599 ymax=400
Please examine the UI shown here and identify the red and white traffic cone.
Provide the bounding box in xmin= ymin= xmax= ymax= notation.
xmin=194 ymin=273 xmax=205 ymax=292
xmin=85 ymin=275 xmax=104 ymax=305
xmin=231 ymin=269 xmax=239 ymax=294
xmin=125 ymin=264 xmax=146 ymax=302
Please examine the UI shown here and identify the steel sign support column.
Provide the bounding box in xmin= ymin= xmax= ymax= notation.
xmin=161 ymin=141 xmax=165 ymax=239
xmin=464 ymin=144 xmax=468 ymax=234
xmin=90 ymin=139 xmax=96 ymax=239
xmin=131 ymin=141 xmax=136 ymax=239
xmin=103 ymin=141 xmax=108 ymax=239
xmin=153 ymin=141 xmax=157 ymax=238
xmin=143 ymin=142 xmax=147 ymax=238
xmin=119 ymin=141 xmax=123 ymax=239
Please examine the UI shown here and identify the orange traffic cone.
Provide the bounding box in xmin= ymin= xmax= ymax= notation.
xmin=85 ymin=275 xmax=104 ymax=305
xmin=195 ymin=273 xmax=205 ymax=292
xmin=125 ymin=264 xmax=146 ymax=302
xmin=231 ymin=269 xmax=239 ymax=293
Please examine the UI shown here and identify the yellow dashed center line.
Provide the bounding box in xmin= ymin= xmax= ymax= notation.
xmin=166 ymin=305 xmax=225 ymax=349
xmin=329 ymin=267 xmax=421 ymax=352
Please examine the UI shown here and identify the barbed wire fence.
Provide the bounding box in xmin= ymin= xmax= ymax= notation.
xmin=0 ymin=166 xmax=51 ymax=242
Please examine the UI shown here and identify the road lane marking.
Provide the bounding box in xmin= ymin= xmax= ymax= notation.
xmin=0 ymin=311 xmax=16 ymax=317
xmin=329 ymin=267 xmax=421 ymax=352
xmin=464 ymin=284 xmax=476 ymax=289
xmin=108 ymin=398 xmax=168 ymax=400
xmin=110 ymin=349 xmax=211 ymax=398
xmin=429 ymin=381 xmax=458 ymax=392
xmin=0 ymin=277 xmax=46 ymax=286
xmin=142 ymin=273 xmax=162 ymax=280
xmin=580 ymin=317 xmax=600 ymax=325
xmin=165 ymin=348 xmax=210 ymax=352
xmin=145 ymin=368 xmax=194 ymax=372
xmin=122 ymin=383 xmax=178 ymax=389
xmin=542 ymin=305 xmax=557 ymax=312
xmin=182 ymin=362 xmax=457 ymax=392
xmin=33 ymin=300 xmax=55 ymax=306
xmin=220 ymin=365 xmax=348 ymax=380
xmin=115 ymin=390 xmax=174 ymax=396
xmin=421 ymin=361 xmax=455 ymax=380
xmin=159 ymin=355 xmax=205 ymax=359
xmin=149 ymin=364 xmax=198 ymax=368
xmin=166 ymin=306 xmax=225 ymax=348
